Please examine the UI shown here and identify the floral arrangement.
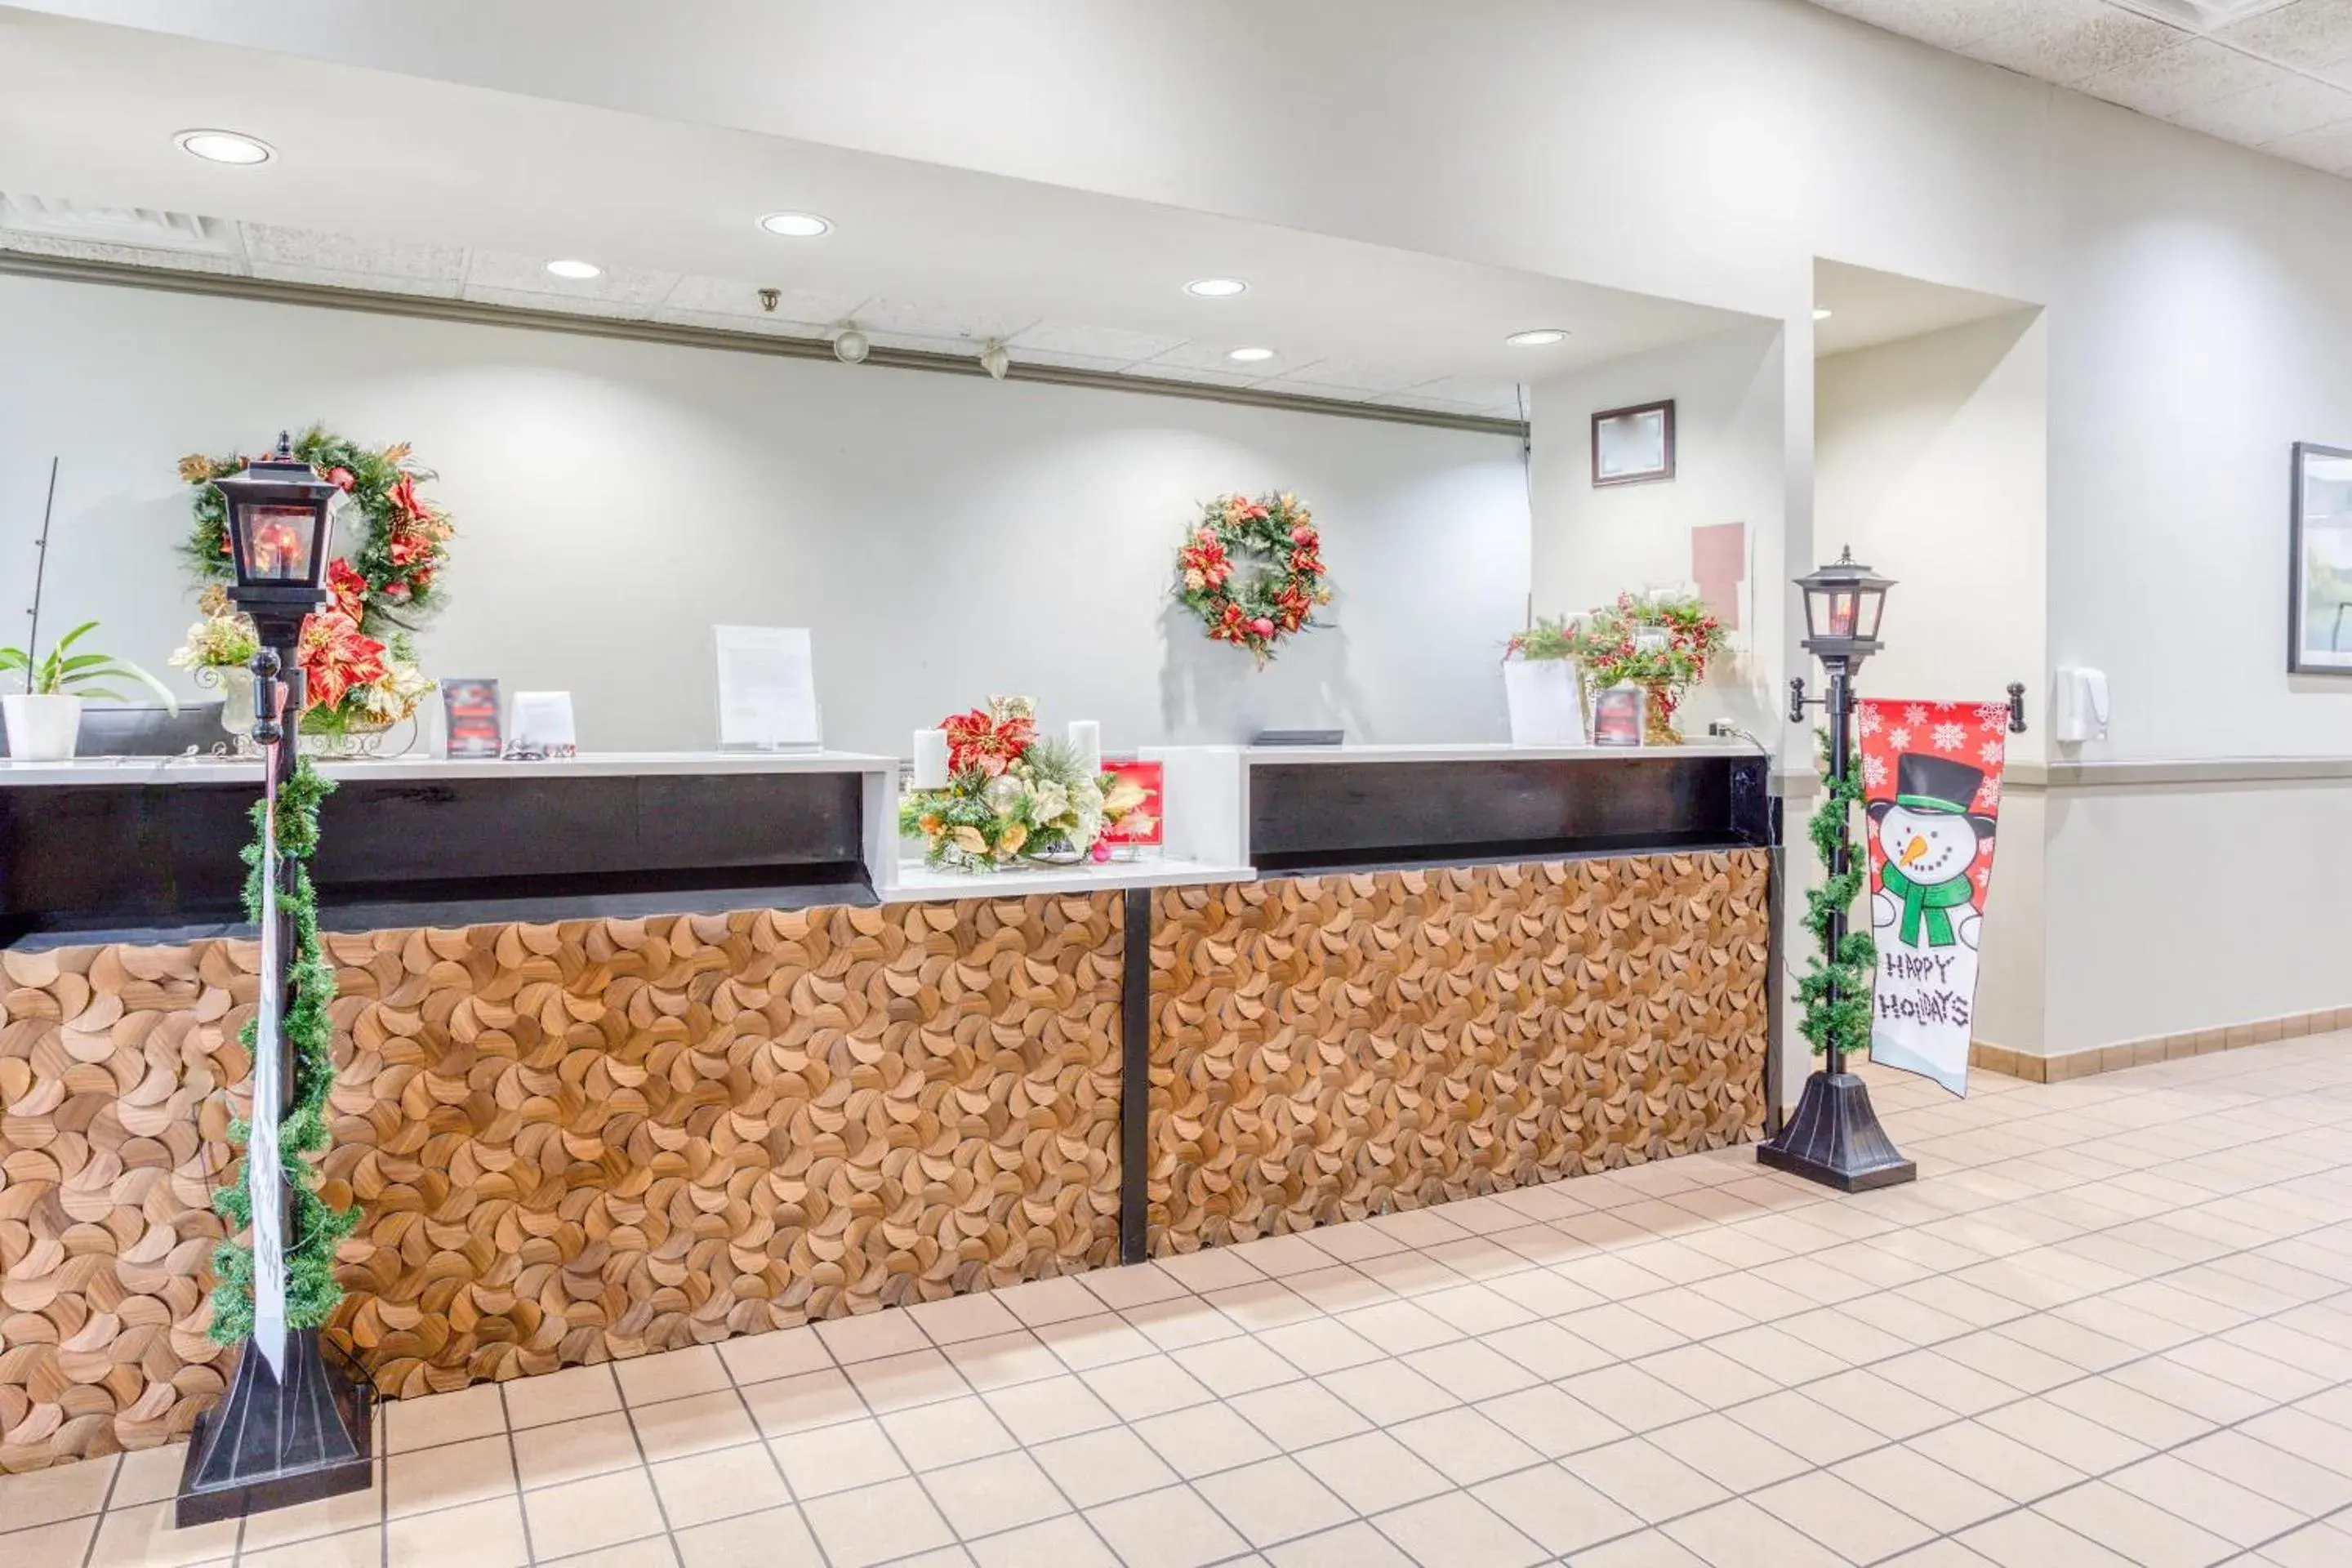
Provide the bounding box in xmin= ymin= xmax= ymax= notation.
xmin=177 ymin=427 xmax=453 ymax=736
xmin=1174 ymin=492 xmax=1331 ymax=665
xmin=1503 ymin=616 xmax=1578 ymax=662
xmin=1557 ymin=590 xmax=1728 ymax=727
xmin=899 ymin=696 xmax=1152 ymax=871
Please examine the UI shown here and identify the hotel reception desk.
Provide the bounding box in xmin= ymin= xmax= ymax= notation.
xmin=0 ymin=745 xmax=1774 ymax=1472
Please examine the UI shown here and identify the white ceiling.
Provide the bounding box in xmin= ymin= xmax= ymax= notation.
xmin=1813 ymin=259 xmax=2035 ymax=356
xmin=0 ymin=8 xmax=1755 ymax=423
xmin=1808 ymin=0 xmax=2352 ymax=179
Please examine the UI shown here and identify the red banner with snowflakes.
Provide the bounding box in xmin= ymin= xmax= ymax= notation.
xmin=1855 ymin=698 xmax=2011 ymax=1096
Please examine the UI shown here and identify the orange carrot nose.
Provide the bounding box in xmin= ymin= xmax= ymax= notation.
xmin=1901 ymin=836 xmax=1928 ymax=866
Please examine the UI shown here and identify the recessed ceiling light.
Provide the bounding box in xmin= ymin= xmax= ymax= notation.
xmin=1226 ymin=346 xmax=1276 ymax=363
xmin=546 ymin=259 xmax=603 ymax=280
xmin=1187 ymin=278 xmax=1248 ymax=298
xmin=174 ymin=129 xmax=274 ymax=166
xmin=1813 ymin=308 xmax=1834 ymax=321
xmin=758 ymin=212 xmax=832 ymax=238
xmin=1505 ymin=328 xmax=1569 ymax=347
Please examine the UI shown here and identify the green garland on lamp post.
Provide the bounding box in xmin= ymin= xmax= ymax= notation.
xmin=207 ymin=759 xmax=358 ymax=1342
xmin=1795 ymin=732 xmax=1877 ymax=1062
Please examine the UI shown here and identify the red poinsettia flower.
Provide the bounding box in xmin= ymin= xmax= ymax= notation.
xmin=297 ymin=611 xmax=389 ymax=711
xmin=941 ymin=706 xmax=1035 ymax=776
xmin=325 ymin=558 xmax=368 ymax=623
xmin=325 ymin=466 xmax=357 ymax=492
xmin=387 ymin=474 xmax=430 ymax=523
xmin=385 ymin=528 xmax=429 ymax=567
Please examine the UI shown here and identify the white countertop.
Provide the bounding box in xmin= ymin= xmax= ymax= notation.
xmin=1243 ymin=741 xmax=1753 ymax=764
xmin=883 ymin=855 xmax=1254 ymax=904
xmin=0 ymin=749 xmax=899 ymax=786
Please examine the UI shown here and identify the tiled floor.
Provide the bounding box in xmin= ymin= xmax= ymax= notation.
xmin=11 ymin=1037 xmax=2352 ymax=1567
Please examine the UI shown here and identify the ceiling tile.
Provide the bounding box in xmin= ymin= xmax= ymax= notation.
xmin=1263 ymin=356 xmax=1450 ymax=394
xmin=458 ymin=284 xmax=662 ymax=320
xmin=1 ymin=194 xmax=242 ymax=258
xmin=650 ymin=306 xmax=838 ymax=341
xmin=860 ymin=328 xmax=998 ymax=359
xmin=1137 ymin=341 xmax=1307 ymax=376
xmin=1000 ymin=346 xmax=1134 ymax=373
xmin=1369 ymin=390 xmax=1493 ymax=416
xmin=2075 ymin=35 xmax=2279 ymax=113
xmin=855 ymin=296 xmax=1037 ymax=342
xmin=1121 ymin=363 xmax=1259 ymax=390
xmin=1406 ymin=376 xmax=1528 ymax=410
xmin=1008 ymin=321 xmax=1188 ymax=363
xmin=1966 ymin=0 xmax=2189 ymax=86
xmin=660 ymin=274 xmax=865 ymax=323
xmin=2261 ymin=113 xmax=2352 ymax=170
xmin=2168 ymin=69 xmax=2352 ymax=140
xmin=462 ymin=248 xmax=680 ymax=306
xmin=1245 ymin=377 xmax=1383 ymax=404
xmin=248 ymin=262 xmax=462 ymax=299
xmin=1807 ymin=0 xmax=2039 ymax=51
xmin=2213 ymin=0 xmax=2352 ymax=69
xmin=0 ymin=227 xmax=246 ymax=274
xmin=240 ymin=222 xmax=464 ymax=283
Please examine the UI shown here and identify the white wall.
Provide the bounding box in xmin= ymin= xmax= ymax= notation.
xmin=0 ymin=274 xmax=1529 ymax=757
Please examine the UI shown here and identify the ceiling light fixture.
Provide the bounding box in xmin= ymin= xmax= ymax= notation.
xmin=1226 ymin=346 xmax=1275 ymax=363
xmin=758 ymin=212 xmax=832 ymax=238
xmin=1505 ymin=329 xmax=1569 ymax=347
xmin=1186 ymin=278 xmax=1248 ymax=298
xmin=174 ymin=129 xmax=275 ymax=166
xmin=1813 ymin=308 xmax=1833 ymax=321
xmin=833 ymin=325 xmax=871 ymax=365
xmin=546 ymin=259 xmax=603 ymax=280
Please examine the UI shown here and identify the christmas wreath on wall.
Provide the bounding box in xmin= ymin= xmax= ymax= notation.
xmin=1174 ymin=492 xmax=1330 ymax=664
xmin=176 ymin=428 xmax=452 ymax=736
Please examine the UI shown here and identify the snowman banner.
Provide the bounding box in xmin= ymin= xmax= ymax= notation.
xmin=1858 ymin=698 xmax=2010 ymax=1097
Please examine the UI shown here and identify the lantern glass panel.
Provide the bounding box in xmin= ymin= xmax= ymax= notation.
xmin=237 ymin=502 xmax=323 ymax=585
xmin=1826 ymin=590 xmax=1859 ymax=639
xmin=1860 ymin=586 xmax=1886 ymax=640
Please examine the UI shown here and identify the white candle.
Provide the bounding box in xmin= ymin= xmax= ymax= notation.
xmin=913 ymin=728 xmax=950 ymax=788
xmin=1067 ymin=719 xmax=1102 ymax=776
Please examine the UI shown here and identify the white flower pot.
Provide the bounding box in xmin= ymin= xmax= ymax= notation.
xmin=2 ymin=693 xmax=84 ymax=760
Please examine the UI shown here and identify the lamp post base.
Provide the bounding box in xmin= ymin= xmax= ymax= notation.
xmin=1756 ymin=1070 xmax=1916 ymax=1192
xmin=175 ymin=1329 xmax=375 ymax=1528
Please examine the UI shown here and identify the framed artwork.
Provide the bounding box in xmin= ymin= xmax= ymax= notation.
xmin=2292 ymin=442 xmax=2352 ymax=675
xmin=1592 ymin=399 xmax=1675 ymax=487
xmin=1591 ymin=684 xmax=1646 ymax=747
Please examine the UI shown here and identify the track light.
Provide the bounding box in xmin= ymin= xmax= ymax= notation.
xmin=833 ymin=326 xmax=870 ymax=364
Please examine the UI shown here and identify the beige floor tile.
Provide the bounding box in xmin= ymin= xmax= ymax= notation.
xmin=388 ymin=1432 xmax=516 ymax=1517
xmin=768 ymin=1417 xmax=906 ymax=1497
xmin=2243 ymin=1405 xmax=2352 ymax=1481
xmin=630 ymin=1388 xmax=760 ymax=1460
xmin=386 ymin=1381 xmax=508 ymax=1453
xmin=1398 ymin=1339 xmax=1539 ymax=1401
xmin=1876 ymin=1539 xmax=2006 ymax=1567
xmin=1255 ymin=1318 xmax=1384 ymax=1378
xmin=2105 ymin=1355 xmax=2272 ymax=1425
xmin=1170 ymin=1333 xmax=1301 ymax=1397
xmin=923 ymin=1450 xmax=1070 ymax=1538
xmin=1336 ymin=1298 xmax=1459 ymax=1354
xmin=0 ymin=1516 xmax=98 ymax=1568
xmin=714 ymin=1325 xmax=832 ymax=1384
xmin=1224 ymin=1234 xmax=1340 ymax=1279
xmin=1414 ymin=1282 xmax=1537 ymax=1334
xmin=1481 ymin=1319 xmax=1616 ymax=1379
xmin=1388 ymin=1405 xmax=1543 ymax=1486
xmin=1634 ymin=1343 xmax=1779 ymax=1409
xmin=1123 ymin=1297 xmax=1243 ymax=1352
xmin=1080 ymin=1355 xmax=1217 ymax=1420
xmin=1833 ymin=1442 xmax=2010 ymax=1532
xmin=1936 ymin=1328 xmax=2082 ymax=1395
xmin=1316 ymin=1359 xmax=1455 ymax=1425
xmin=672 ymin=1502 xmax=826 ymax=1568
xmin=87 ymin=1503 xmax=241 ymax=1568
xmin=1202 ymin=1279 xmax=1321 ymax=1332
xmin=966 ymin=1513 xmax=1120 ymax=1567
xmin=513 ymin=1408 xmax=642 ymax=1490
xmin=983 ymin=1374 xmax=1120 ymax=1445
xmin=1078 ymin=1262 xmax=1192 ymax=1312
xmin=1724 ymin=1387 xmax=1882 ymax=1465
xmin=998 ymin=1276 xmax=1107 ymax=1325
xmin=237 ymin=1462 xmax=384 ymax=1549
xmin=904 ymin=1290 xmax=1024 ymax=1347
xmin=1628 ymin=1289 xmax=1753 ymax=1341
xmin=1263 ymin=1518 xmax=1417 ymax=1567
xmin=1978 ymin=1397 xmax=2155 ymax=1474
xmin=1085 ymin=1483 xmax=1250 ymax=1568
xmin=1227 ymin=1379 xmax=1374 ymax=1451
xmin=1707 ymin=1323 xmax=1851 ymax=1385
xmin=1663 ymin=1497 xmax=1846 ymax=1568
xmin=1294 ymin=1430 xmax=1450 ymax=1516
xmin=1907 ymin=1422 xmax=2087 ymax=1503
xmin=0 ymin=1454 xmax=115 ymax=1530
xmin=1751 ymin=1469 xmax=1936 ymax=1562
xmin=2176 ymin=1426 xmax=2352 ymax=1513
xmin=651 ymin=1441 xmax=791 ymax=1529
xmin=1194 ymin=1455 xmax=1354 ymax=1548
xmin=1965 ymin=1503 xmax=2145 ymax=1567
xmin=1806 ymin=1365 xmax=1958 ymax=1439
xmin=2044 ymin=1374 xmax=2216 ymax=1448
xmin=614 ymin=1346 xmax=734 ymax=1406
xmin=1472 ymin=1462 xmax=1642 ymax=1554
xmin=231 ymin=1515 xmax=379 ymax=1568
xmin=1268 ymin=1264 xmax=1391 ymax=1315
xmin=1557 ymin=1303 xmax=1687 ymax=1360
xmin=2258 ymin=1518 xmax=2352 ymax=1568
xmin=523 ymin=1466 xmax=666 ymax=1561
xmin=2106 ymin=1452 xmax=2302 ymax=1548
xmin=1561 ymin=1362 xmax=1708 ymax=1433
xmin=1561 ymin=1437 xmax=1731 ymax=1524
xmin=880 ymin=1392 xmax=1018 ymax=1469
xmin=1031 ymin=1425 xmax=1180 ymax=1507
xmin=1567 ymin=1527 xmax=1711 ymax=1566
xmin=503 ymin=1363 xmax=625 ymax=1429
xmin=99 ymin=1442 xmax=184 ymax=1508
xmin=939 ymin=1328 xmax=1067 ymax=1391
xmin=1132 ymin=1400 xmax=1277 ymax=1478
xmin=811 ymin=1307 xmax=931 ymax=1364
xmin=539 ymin=1536 xmax=679 ymax=1568
xmin=385 ymin=1494 xmax=531 ymax=1568
xmin=2035 ymin=1478 xmax=2235 ymax=1568
xmin=1154 ymin=1244 xmax=1266 ymax=1294
xmin=739 ymin=1366 xmax=866 ymax=1437
xmin=801 ymin=1476 xmax=956 ymax=1568
xmin=1032 ymin=1315 xmax=1162 ymax=1374
xmin=1370 ymin=1489 xmax=1545 ymax=1568
xmin=1646 ymin=1412 xmax=1810 ymax=1492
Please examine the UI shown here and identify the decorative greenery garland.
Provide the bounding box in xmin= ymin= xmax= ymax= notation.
xmin=207 ymin=760 xmax=358 ymax=1343
xmin=1796 ymin=730 xmax=1877 ymax=1062
xmin=179 ymin=428 xmax=452 ymax=735
xmin=1174 ymin=492 xmax=1330 ymax=664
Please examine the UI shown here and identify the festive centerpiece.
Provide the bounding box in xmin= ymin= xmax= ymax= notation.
xmin=176 ymin=429 xmax=450 ymax=749
xmin=1558 ymin=590 xmax=1728 ymax=744
xmin=899 ymin=696 xmax=1152 ymax=871
xmin=1174 ymin=492 xmax=1330 ymax=665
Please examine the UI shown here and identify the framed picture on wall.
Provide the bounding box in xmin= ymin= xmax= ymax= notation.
xmin=2292 ymin=442 xmax=2352 ymax=675
xmin=1592 ymin=399 xmax=1675 ymax=487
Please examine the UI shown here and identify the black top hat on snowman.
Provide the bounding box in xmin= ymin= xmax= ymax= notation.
xmin=1866 ymin=752 xmax=1997 ymax=838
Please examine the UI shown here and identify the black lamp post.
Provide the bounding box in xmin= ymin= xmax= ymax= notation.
xmin=1756 ymin=547 xmax=1918 ymax=1192
xmin=176 ymin=434 xmax=374 ymax=1526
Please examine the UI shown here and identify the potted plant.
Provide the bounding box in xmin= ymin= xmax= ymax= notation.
xmin=1501 ymin=616 xmax=1588 ymax=744
xmin=1561 ymin=590 xmax=1729 ymax=745
xmin=2 ymin=620 xmax=178 ymax=760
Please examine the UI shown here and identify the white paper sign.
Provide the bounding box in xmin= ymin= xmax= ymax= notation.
xmin=507 ymin=692 xmax=578 ymax=758
xmin=715 ymin=626 xmax=820 ymax=748
xmin=1502 ymin=660 xmax=1588 ymax=746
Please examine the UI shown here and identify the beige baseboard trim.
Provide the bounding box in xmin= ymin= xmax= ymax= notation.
xmin=1974 ymin=1004 xmax=2352 ymax=1083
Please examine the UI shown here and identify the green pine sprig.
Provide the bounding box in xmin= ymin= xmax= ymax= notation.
xmin=1796 ymin=728 xmax=1876 ymax=1061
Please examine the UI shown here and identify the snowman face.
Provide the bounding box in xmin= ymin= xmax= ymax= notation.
xmin=1877 ymin=804 xmax=1979 ymax=886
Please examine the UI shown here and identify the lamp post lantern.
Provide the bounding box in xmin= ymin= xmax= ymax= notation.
xmin=1757 ymin=548 xmax=1918 ymax=1192
xmin=176 ymin=433 xmax=374 ymax=1526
